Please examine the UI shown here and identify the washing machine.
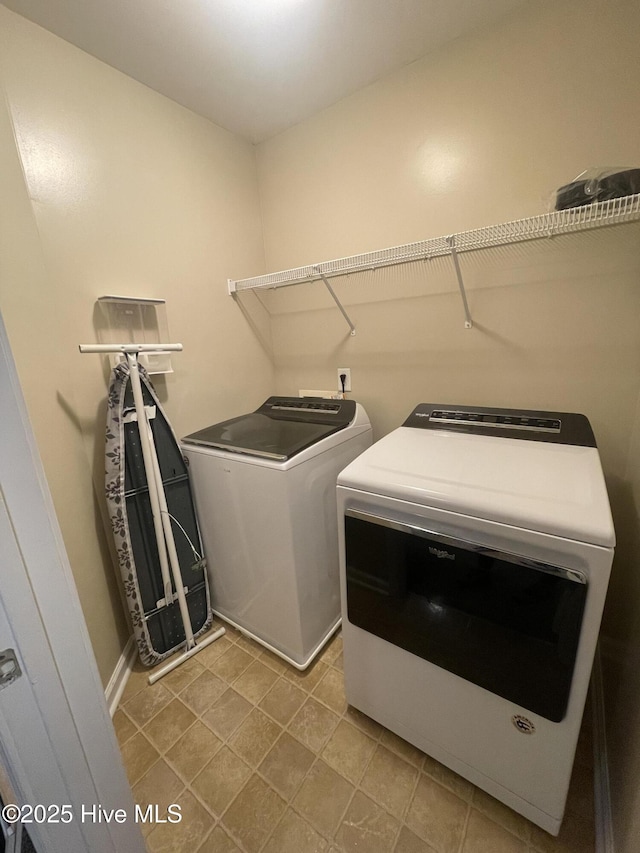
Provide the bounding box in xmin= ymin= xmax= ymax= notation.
xmin=182 ymin=396 xmax=372 ymax=668
xmin=337 ymin=403 xmax=614 ymax=835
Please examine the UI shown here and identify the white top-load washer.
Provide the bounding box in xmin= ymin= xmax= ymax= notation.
xmin=337 ymin=403 xmax=614 ymax=835
xmin=183 ymin=397 xmax=371 ymax=668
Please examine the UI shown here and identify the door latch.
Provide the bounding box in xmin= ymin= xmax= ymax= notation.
xmin=0 ymin=650 xmax=21 ymax=690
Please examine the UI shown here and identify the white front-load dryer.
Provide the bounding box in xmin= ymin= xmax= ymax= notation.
xmin=337 ymin=403 xmax=614 ymax=835
xmin=183 ymin=397 xmax=372 ymax=669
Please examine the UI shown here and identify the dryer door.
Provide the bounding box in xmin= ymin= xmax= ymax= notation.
xmin=344 ymin=509 xmax=587 ymax=722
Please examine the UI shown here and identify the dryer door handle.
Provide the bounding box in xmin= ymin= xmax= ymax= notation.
xmin=344 ymin=508 xmax=586 ymax=584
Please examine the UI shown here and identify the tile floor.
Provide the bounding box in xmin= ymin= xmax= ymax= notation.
xmin=114 ymin=624 xmax=596 ymax=853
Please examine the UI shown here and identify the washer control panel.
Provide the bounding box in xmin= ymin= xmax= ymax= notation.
xmin=270 ymin=400 xmax=341 ymax=414
xmin=259 ymin=396 xmax=356 ymax=426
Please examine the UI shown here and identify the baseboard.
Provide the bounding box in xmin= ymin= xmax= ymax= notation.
xmin=105 ymin=636 xmax=136 ymax=718
xmin=592 ymin=642 xmax=615 ymax=853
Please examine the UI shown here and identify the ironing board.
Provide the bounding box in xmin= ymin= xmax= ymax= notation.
xmin=80 ymin=342 xmax=225 ymax=683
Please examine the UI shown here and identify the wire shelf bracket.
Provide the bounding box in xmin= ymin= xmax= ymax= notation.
xmin=227 ymin=192 xmax=640 ymax=330
xmin=446 ymin=235 xmax=473 ymax=329
xmin=314 ymin=266 xmax=356 ymax=336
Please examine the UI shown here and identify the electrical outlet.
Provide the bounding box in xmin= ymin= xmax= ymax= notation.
xmin=337 ymin=368 xmax=351 ymax=392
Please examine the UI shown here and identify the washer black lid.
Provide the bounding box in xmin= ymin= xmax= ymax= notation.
xmin=183 ymin=396 xmax=355 ymax=460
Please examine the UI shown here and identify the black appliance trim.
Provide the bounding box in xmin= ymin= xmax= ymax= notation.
xmin=344 ymin=511 xmax=588 ymax=722
xmin=258 ymin=396 xmax=355 ymax=425
xmin=182 ymin=396 xmax=356 ymax=460
xmin=346 ymin=509 xmax=586 ymax=584
xmin=403 ymin=404 xmax=596 ymax=447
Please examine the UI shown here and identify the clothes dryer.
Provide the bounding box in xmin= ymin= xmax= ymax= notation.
xmin=338 ymin=403 xmax=614 ymax=835
xmin=183 ymin=397 xmax=371 ymax=668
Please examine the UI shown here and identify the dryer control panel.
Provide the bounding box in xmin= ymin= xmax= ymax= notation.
xmin=403 ymin=403 xmax=596 ymax=447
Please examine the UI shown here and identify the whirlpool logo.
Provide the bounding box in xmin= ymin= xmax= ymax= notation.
xmin=429 ymin=547 xmax=455 ymax=560
xmin=512 ymin=715 xmax=536 ymax=735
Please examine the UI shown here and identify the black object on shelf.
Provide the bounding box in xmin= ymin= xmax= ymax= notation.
xmin=555 ymin=168 xmax=640 ymax=210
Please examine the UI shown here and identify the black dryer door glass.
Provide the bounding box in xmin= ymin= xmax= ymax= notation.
xmin=345 ymin=511 xmax=587 ymax=722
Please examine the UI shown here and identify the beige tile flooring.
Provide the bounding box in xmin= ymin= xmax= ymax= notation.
xmin=115 ymin=624 xmax=596 ymax=853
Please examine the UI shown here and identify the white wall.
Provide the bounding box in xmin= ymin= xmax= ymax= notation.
xmin=0 ymin=7 xmax=273 ymax=684
xmin=253 ymin=0 xmax=640 ymax=848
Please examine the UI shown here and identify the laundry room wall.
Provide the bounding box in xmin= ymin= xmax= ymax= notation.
xmin=0 ymin=7 xmax=273 ymax=686
xmin=253 ymin=0 xmax=640 ymax=847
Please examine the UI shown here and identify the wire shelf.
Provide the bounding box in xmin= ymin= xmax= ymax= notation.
xmin=228 ymin=193 xmax=640 ymax=294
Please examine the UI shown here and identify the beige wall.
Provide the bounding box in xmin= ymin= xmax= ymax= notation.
xmin=0 ymin=77 xmax=131 ymax=685
xmin=258 ymin=0 xmax=640 ymax=269
xmin=0 ymin=7 xmax=273 ymax=686
xmin=254 ymin=0 xmax=640 ymax=848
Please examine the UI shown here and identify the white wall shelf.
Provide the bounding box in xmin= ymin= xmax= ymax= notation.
xmin=96 ymin=295 xmax=174 ymax=373
xmin=228 ymin=192 xmax=640 ymax=332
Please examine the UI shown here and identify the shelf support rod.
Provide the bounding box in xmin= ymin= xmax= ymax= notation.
xmin=446 ymin=236 xmax=473 ymax=329
xmin=314 ymin=267 xmax=356 ymax=336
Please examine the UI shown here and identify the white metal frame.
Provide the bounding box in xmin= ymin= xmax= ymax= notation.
xmin=79 ymin=343 xmax=225 ymax=684
xmin=228 ymin=192 xmax=640 ymax=331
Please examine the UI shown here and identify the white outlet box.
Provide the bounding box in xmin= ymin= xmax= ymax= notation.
xmin=337 ymin=368 xmax=351 ymax=392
